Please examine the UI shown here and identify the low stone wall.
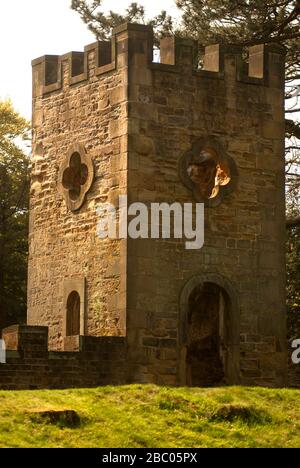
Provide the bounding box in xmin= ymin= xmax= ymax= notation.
xmin=1 ymin=325 xmax=300 ymax=390
xmin=0 ymin=325 xmax=126 ymax=390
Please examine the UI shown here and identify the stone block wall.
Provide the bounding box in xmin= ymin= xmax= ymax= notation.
xmin=29 ymin=28 xmax=129 ymax=349
xmin=124 ymin=28 xmax=287 ymax=387
xmin=0 ymin=325 xmax=126 ymax=390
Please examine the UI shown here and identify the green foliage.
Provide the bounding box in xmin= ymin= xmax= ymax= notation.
xmin=70 ymin=1 xmax=175 ymax=43
xmin=0 ymin=385 xmax=300 ymax=447
xmin=0 ymin=100 xmax=30 ymax=329
xmin=287 ymin=225 xmax=300 ymax=339
xmin=176 ymin=0 xmax=300 ymax=44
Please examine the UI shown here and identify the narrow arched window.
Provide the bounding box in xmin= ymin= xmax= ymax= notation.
xmin=66 ymin=291 xmax=80 ymax=336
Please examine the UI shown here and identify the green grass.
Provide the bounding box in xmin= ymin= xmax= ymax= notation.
xmin=0 ymin=385 xmax=299 ymax=448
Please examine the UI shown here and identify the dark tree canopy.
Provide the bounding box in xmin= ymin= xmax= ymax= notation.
xmin=287 ymin=225 xmax=300 ymax=339
xmin=0 ymin=101 xmax=30 ymax=330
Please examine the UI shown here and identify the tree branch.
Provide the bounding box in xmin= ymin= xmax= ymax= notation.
xmin=286 ymin=119 xmax=300 ymax=139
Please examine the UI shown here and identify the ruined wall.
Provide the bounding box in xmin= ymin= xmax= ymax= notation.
xmin=0 ymin=325 xmax=126 ymax=390
xmin=124 ymin=28 xmax=287 ymax=387
xmin=0 ymin=326 xmax=298 ymax=391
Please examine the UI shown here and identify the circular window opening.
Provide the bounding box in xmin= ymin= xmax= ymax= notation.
xmin=62 ymin=152 xmax=88 ymax=201
xmin=187 ymin=148 xmax=231 ymax=200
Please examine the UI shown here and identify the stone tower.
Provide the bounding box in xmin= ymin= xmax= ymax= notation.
xmin=29 ymin=23 xmax=287 ymax=387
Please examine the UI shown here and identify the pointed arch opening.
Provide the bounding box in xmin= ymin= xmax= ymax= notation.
xmin=179 ymin=274 xmax=240 ymax=386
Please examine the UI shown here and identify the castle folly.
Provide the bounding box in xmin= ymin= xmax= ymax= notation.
xmin=0 ymin=23 xmax=287 ymax=389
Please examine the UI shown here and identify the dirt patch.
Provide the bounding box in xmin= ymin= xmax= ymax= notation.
xmin=211 ymin=404 xmax=272 ymax=425
xmin=29 ymin=409 xmax=80 ymax=427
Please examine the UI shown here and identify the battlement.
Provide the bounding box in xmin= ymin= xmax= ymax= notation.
xmin=32 ymin=22 xmax=285 ymax=98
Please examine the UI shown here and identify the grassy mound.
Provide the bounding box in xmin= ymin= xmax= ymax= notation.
xmin=0 ymin=385 xmax=299 ymax=448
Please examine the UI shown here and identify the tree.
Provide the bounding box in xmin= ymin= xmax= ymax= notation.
xmin=0 ymin=101 xmax=30 ymax=330
xmin=71 ymin=1 xmax=175 ymax=42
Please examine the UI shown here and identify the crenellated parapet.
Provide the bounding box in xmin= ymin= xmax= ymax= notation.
xmin=155 ymin=38 xmax=285 ymax=89
xmin=32 ymin=41 xmax=116 ymax=97
xmin=32 ymin=23 xmax=152 ymax=97
xmin=198 ymin=42 xmax=286 ymax=88
xmin=32 ymin=22 xmax=285 ymax=98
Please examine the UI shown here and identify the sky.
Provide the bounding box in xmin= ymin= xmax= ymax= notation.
xmin=0 ymin=0 xmax=179 ymax=120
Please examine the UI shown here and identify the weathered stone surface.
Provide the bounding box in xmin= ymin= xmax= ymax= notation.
xmin=0 ymin=326 xmax=126 ymax=390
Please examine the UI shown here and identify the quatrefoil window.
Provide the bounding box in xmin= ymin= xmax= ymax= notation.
xmin=179 ymin=138 xmax=237 ymax=207
xmin=62 ymin=153 xmax=88 ymax=201
xmin=58 ymin=144 xmax=94 ymax=211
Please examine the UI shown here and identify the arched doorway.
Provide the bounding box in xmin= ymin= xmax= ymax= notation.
xmin=186 ymin=283 xmax=226 ymax=387
xmin=179 ymin=274 xmax=240 ymax=386
xmin=66 ymin=291 xmax=81 ymax=336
